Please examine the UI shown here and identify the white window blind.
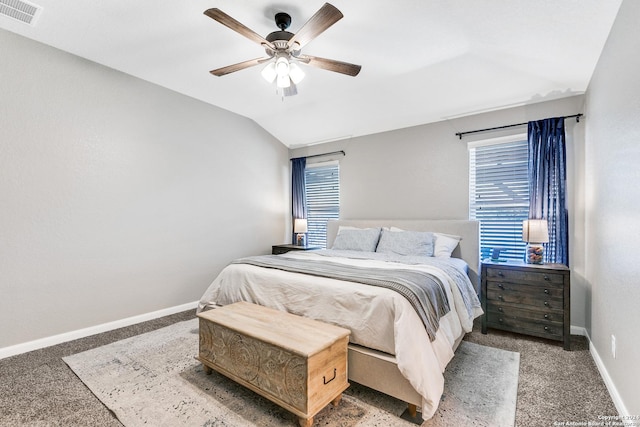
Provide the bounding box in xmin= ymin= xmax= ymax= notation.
xmin=304 ymin=162 xmax=340 ymax=248
xmin=469 ymin=138 xmax=529 ymax=261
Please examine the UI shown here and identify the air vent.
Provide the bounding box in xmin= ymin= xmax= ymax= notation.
xmin=0 ymin=0 xmax=41 ymax=25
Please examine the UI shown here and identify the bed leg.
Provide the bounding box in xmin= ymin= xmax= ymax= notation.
xmin=407 ymin=404 xmax=417 ymax=418
xmin=400 ymin=403 xmax=424 ymax=425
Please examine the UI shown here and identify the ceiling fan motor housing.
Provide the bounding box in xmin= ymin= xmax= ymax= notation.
xmin=274 ymin=12 xmax=291 ymax=30
xmin=266 ymin=30 xmax=294 ymax=52
xmin=266 ymin=12 xmax=295 ymax=52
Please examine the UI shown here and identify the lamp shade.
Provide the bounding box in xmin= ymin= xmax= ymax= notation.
xmin=294 ymin=218 xmax=308 ymax=233
xmin=522 ymin=219 xmax=549 ymax=243
xmin=261 ymin=62 xmax=277 ymax=83
xmin=288 ymin=62 xmax=305 ymax=84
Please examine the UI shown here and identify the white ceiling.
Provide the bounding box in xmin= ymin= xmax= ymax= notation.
xmin=1 ymin=0 xmax=622 ymax=147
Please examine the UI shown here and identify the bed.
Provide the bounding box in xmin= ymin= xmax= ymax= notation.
xmin=197 ymin=219 xmax=483 ymax=421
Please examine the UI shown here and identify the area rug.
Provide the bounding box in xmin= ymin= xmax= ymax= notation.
xmin=63 ymin=319 xmax=519 ymax=427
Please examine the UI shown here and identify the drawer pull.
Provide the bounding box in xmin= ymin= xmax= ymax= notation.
xmin=498 ymin=318 xmax=504 ymax=323
xmin=544 ymin=301 xmax=549 ymax=307
xmin=544 ymin=314 xmax=549 ymax=319
xmin=544 ymin=326 xmax=549 ymax=331
xmin=544 ymin=275 xmax=550 ymax=281
xmin=544 ymin=289 xmax=550 ymax=294
xmin=498 ymin=283 xmax=505 ymax=289
xmin=323 ymin=368 xmax=337 ymax=385
xmin=498 ymin=307 xmax=504 ymax=312
xmin=498 ymin=295 xmax=504 ymax=301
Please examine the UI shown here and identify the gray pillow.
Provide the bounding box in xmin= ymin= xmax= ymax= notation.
xmin=331 ymin=228 xmax=381 ymax=252
xmin=376 ymin=229 xmax=434 ymax=256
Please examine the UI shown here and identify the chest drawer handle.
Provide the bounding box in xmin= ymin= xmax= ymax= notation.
xmin=323 ymin=368 xmax=337 ymax=385
xmin=544 ymin=326 xmax=550 ymax=331
xmin=544 ymin=275 xmax=550 ymax=281
xmin=498 ymin=295 xmax=504 ymax=301
xmin=498 ymin=318 xmax=504 ymax=323
xmin=544 ymin=314 xmax=549 ymax=319
xmin=544 ymin=301 xmax=550 ymax=307
xmin=544 ymin=289 xmax=550 ymax=294
xmin=498 ymin=283 xmax=505 ymax=289
xmin=498 ymin=307 xmax=504 ymax=312
xmin=497 ymin=271 xmax=504 ymax=277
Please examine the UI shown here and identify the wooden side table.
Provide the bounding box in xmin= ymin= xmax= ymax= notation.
xmin=481 ymin=260 xmax=571 ymax=350
xmin=272 ymin=244 xmax=321 ymax=255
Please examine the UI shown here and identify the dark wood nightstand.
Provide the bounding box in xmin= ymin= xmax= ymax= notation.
xmin=481 ymin=260 xmax=571 ymax=350
xmin=272 ymin=244 xmax=321 ymax=255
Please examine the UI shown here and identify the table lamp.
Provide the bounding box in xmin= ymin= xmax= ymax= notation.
xmin=522 ymin=219 xmax=549 ymax=264
xmin=294 ymin=218 xmax=308 ymax=246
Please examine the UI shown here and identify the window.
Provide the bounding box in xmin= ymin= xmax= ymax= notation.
xmin=304 ymin=161 xmax=340 ymax=248
xmin=469 ymin=136 xmax=529 ymax=261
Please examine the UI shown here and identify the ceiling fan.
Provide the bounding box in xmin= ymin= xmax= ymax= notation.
xmin=204 ymin=3 xmax=362 ymax=96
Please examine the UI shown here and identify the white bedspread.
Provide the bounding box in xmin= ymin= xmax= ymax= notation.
xmin=196 ymin=250 xmax=483 ymax=419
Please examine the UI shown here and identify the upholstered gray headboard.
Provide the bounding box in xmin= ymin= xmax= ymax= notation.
xmin=326 ymin=219 xmax=481 ymax=293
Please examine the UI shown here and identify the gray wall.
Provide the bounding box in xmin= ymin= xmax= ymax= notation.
xmin=0 ymin=30 xmax=290 ymax=349
xmin=584 ymin=0 xmax=640 ymax=415
xmin=291 ymin=95 xmax=587 ymax=329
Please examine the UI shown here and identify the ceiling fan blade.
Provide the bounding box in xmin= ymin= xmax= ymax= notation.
xmin=210 ymin=57 xmax=270 ymax=76
xmin=204 ymin=8 xmax=276 ymax=51
xmin=297 ymin=55 xmax=361 ymax=77
xmin=287 ymin=3 xmax=343 ymax=50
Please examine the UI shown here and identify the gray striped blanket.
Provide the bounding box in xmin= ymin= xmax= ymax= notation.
xmin=232 ymin=255 xmax=451 ymax=341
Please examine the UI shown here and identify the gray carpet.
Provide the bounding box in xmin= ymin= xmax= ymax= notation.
xmin=62 ymin=319 xmax=519 ymax=427
xmin=0 ymin=310 xmax=619 ymax=427
xmin=467 ymin=325 xmax=619 ymax=427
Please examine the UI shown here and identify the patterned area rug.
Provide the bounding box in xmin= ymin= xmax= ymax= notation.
xmin=63 ymin=319 xmax=519 ymax=427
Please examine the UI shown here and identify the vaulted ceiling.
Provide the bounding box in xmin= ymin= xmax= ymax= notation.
xmin=1 ymin=0 xmax=622 ymax=147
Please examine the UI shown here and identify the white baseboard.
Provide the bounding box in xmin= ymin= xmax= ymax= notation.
xmin=0 ymin=301 xmax=198 ymax=360
xmin=581 ymin=329 xmax=629 ymax=418
xmin=571 ymin=324 xmax=587 ymax=336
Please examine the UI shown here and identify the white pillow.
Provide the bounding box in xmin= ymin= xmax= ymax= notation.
xmin=433 ymin=233 xmax=462 ymax=258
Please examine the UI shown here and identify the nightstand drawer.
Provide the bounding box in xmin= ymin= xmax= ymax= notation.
xmin=486 ymin=287 xmax=563 ymax=310
xmin=485 ymin=312 xmax=563 ymax=339
xmin=486 ymin=267 xmax=564 ymax=286
xmin=487 ymin=301 xmax=563 ymax=323
xmin=487 ymin=282 xmax=564 ymax=308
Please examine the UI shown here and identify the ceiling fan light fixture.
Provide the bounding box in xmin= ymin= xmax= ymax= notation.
xmin=276 ymin=74 xmax=291 ymax=88
xmin=261 ymin=62 xmax=277 ymax=83
xmin=275 ymin=56 xmax=290 ymax=77
xmin=288 ymin=62 xmax=305 ymax=84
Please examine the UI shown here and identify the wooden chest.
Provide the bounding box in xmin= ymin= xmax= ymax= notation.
xmin=481 ymin=261 xmax=571 ymax=350
xmin=197 ymin=302 xmax=350 ymax=427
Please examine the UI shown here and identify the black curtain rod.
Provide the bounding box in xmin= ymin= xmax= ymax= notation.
xmin=290 ymin=150 xmax=345 ymax=161
xmin=455 ymin=113 xmax=583 ymax=140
